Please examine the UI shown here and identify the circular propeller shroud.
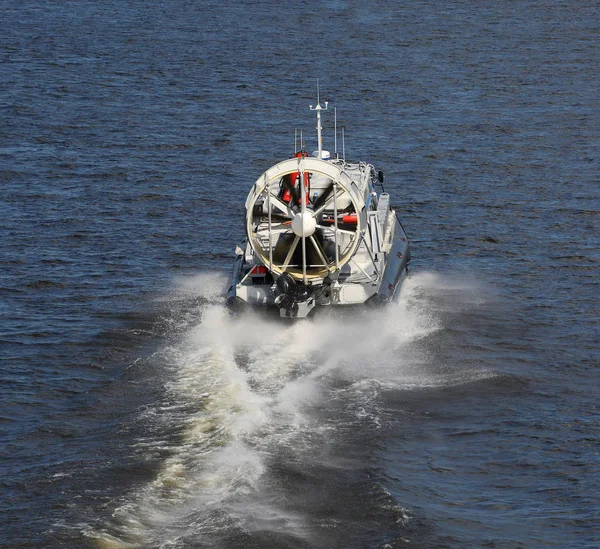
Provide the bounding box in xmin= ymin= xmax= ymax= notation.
xmin=245 ymin=157 xmax=368 ymax=282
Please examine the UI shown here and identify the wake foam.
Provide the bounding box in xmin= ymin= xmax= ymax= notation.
xmin=86 ymin=270 xmax=496 ymax=547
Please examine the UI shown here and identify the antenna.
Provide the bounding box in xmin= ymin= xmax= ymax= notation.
xmin=294 ymin=128 xmax=298 ymax=154
xmin=309 ymin=78 xmax=328 ymax=159
xmin=334 ymin=108 xmax=337 ymax=157
xmin=342 ymin=126 xmax=345 ymax=160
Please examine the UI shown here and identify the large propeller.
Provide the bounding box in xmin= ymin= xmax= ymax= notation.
xmin=246 ymin=157 xmax=366 ymax=283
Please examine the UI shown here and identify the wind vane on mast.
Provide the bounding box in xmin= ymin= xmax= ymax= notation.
xmin=309 ymin=79 xmax=328 ymax=159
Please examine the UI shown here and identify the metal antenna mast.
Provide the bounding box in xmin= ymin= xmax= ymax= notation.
xmin=309 ymin=79 xmax=328 ymax=159
xmin=334 ymin=107 xmax=337 ymax=157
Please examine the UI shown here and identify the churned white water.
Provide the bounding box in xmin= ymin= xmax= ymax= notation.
xmin=88 ymin=272 xmax=494 ymax=548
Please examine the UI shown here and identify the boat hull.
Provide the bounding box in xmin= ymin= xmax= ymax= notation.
xmin=226 ymin=217 xmax=410 ymax=319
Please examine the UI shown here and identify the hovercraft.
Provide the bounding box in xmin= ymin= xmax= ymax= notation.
xmin=226 ymin=99 xmax=410 ymax=319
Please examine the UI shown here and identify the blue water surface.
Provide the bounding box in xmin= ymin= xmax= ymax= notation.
xmin=1 ymin=1 xmax=598 ymax=548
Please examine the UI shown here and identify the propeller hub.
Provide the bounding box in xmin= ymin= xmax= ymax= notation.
xmin=291 ymin=211 xmax=317 ymax=237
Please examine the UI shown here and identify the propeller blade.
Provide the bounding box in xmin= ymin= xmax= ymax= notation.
xmin=282 ymin=235 xmax=301 ymax=270
xmin=309 ymin=234 xmax=329 ymax=267
xmin=312 ymin=181 xmax=334 ymax=210
xmin=319 ymin=225 xmax=355 ymax=236
xmin=313 ymin=187 xmax=346 ymax=218
xmin=257 ymin=213 xmax=291 ymax=223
